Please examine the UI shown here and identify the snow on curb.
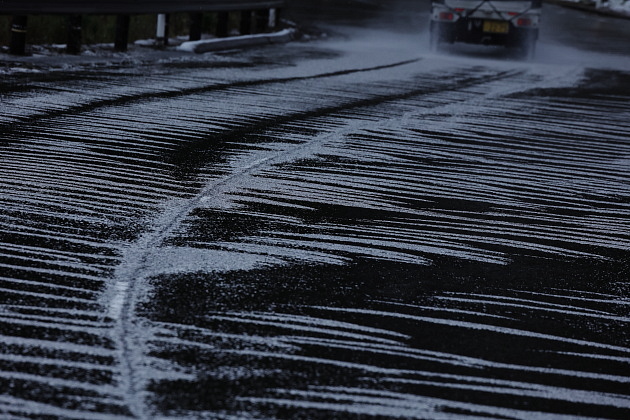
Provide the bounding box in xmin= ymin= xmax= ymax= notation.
xmin=177 ymin=29 xmax=295 ymax=54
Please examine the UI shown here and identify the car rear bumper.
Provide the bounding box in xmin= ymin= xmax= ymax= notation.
xmin=431 ymin=19 xmax=538 ymax=47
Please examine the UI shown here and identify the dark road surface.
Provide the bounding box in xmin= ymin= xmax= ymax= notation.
xmin=1 ymin=1 xmax=630 ymax=419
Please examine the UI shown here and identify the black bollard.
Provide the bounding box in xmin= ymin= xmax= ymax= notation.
xmin=164 ymin=14 xmax=171 ymax=46
xmin=114 ymin=15 xmax=130 ymax=52
xmin=254 ymin=9 xmax=270 ymax=34
xmin=273 ymin=8 xmax=282 ymax=29
xmin=66 ymin=15 xmax=82 ymax=55
xmin=240 ymin=10 xmax=252 ymax=36
xmin=189 ymin=12 xmax=203 ymax=41
xmin=9 ymin=15 xmax=28 ymax=56
xmin=216 ymin=12 xmax=229 ymax=38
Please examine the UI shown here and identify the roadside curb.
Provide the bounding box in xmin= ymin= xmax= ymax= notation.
xmin=177 ymin=29 xmax=296 ymax=54
xmin=545 ymin=0 xmax=630 ymax=19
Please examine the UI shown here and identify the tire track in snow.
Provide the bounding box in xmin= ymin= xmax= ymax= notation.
xmin=3 ymin=48 xmax=629 ymax=418
xmin=107 ymin=66 xmax=525 ymax=418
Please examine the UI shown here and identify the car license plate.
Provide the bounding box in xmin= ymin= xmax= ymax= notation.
xmin=483 ymin=21 xmax=509 ymax=34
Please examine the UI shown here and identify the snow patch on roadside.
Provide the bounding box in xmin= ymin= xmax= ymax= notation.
xmin=608 ymin=0 xmax=630 ymax=15
xmin=177 ymin=29 xmax=295 ymax=53
xmin=562 ymin=0 xmax=630 ymax=16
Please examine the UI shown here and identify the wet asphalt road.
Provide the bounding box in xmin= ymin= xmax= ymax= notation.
xmin=1 ymin=1 xmax=630 ymax=419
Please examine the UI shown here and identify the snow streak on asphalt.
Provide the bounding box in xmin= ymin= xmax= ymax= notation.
xmin=1 ymin=45 xmax=629 ymax=419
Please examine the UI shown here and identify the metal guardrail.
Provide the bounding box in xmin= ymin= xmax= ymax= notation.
xmin=1 ymin=0 xmax=288 ymax=55
xmin=0 ymin=0 xmax=286 ymax=15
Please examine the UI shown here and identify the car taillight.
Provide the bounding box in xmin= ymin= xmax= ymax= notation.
xmin=439 ymin=12 xmax=454 ymax=21
xmin=516 ymin=18 xmax=532 ymax=26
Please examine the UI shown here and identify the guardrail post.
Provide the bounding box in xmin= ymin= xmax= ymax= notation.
xmin=254 ymin=9 xmax=270 ymax=33
xmin=9 ymin=15 xmax=28 ymax=55
xmin=114 ymin=15 xmax=130 ymax=52
xmin=66 ymin=15 xmax=82 ymax=55
xmin=189 ymin=12 xmax=202 ymax=41
xmin=155 ymin=13 xmax=166 ymax=45
xmin=156 ymin=13 xmax=169 ymax=46
xmin=216 ymin=12 xmax=229 ymax=38
xmin=240 ymin=10 xmax=252 ymax=35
